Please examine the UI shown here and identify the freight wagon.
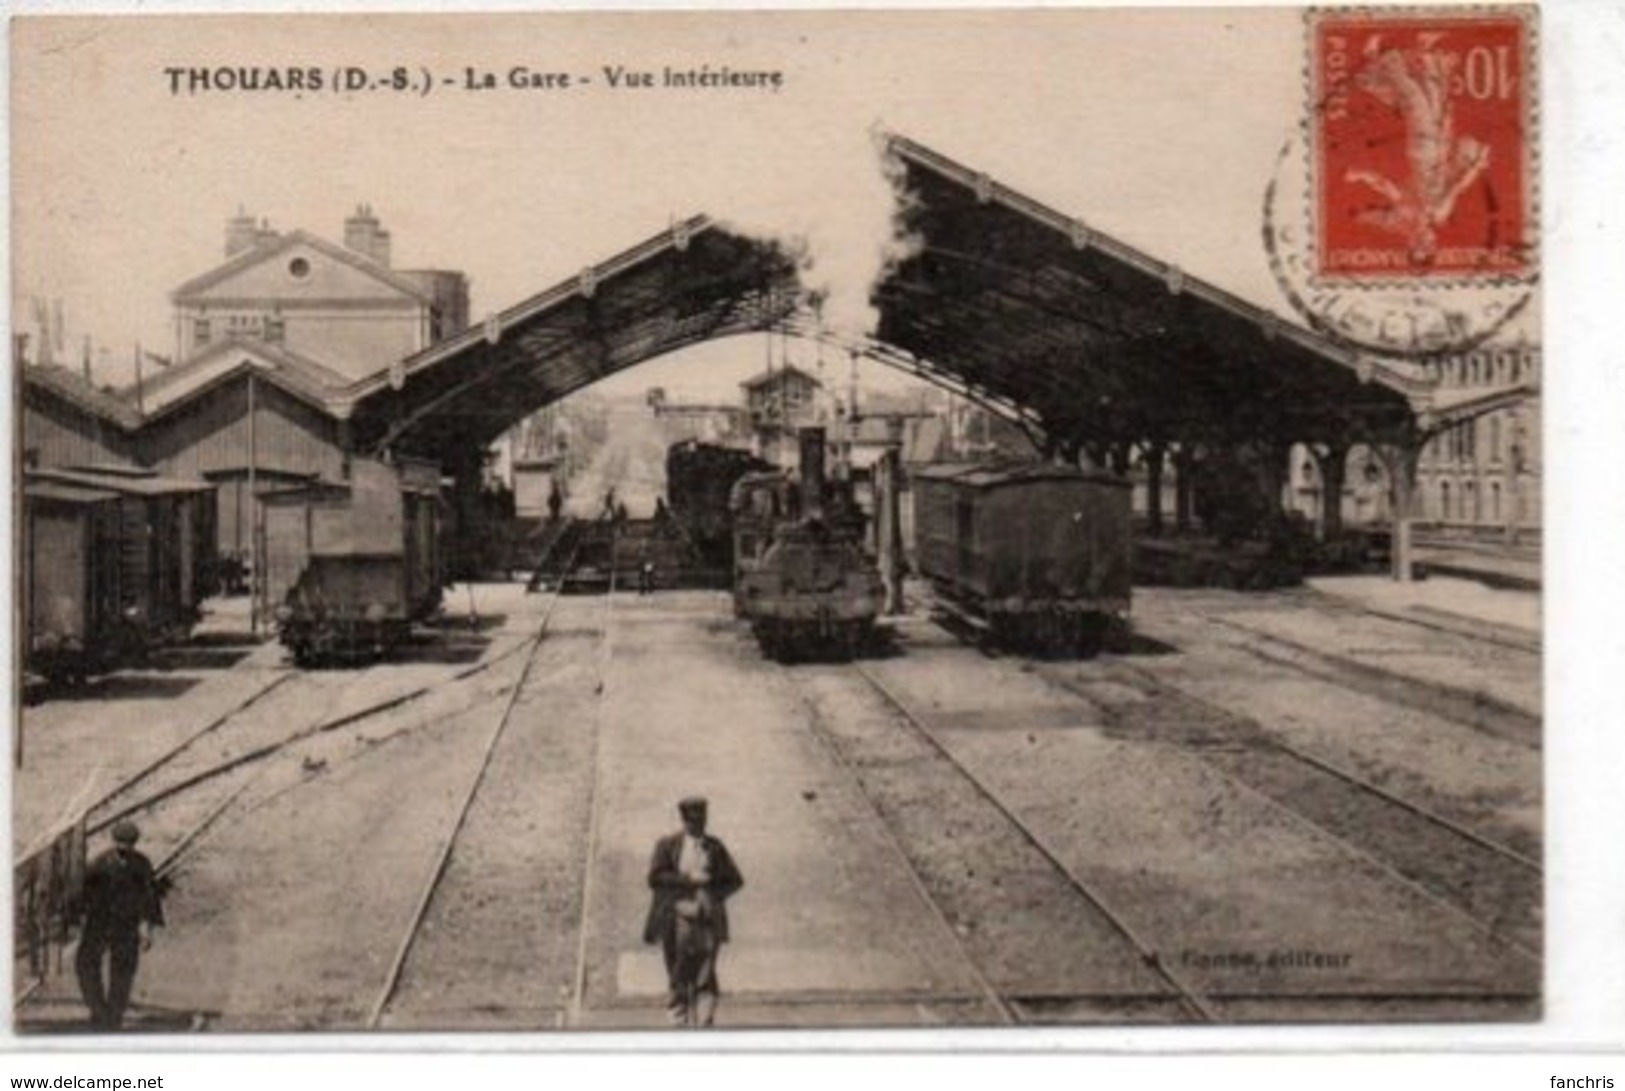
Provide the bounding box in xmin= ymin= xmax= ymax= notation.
xmin=22 ymin=467 xmax=218 ymax=682
xmin=263 ymin=456 xmax=444 ymax=665
xmin=912 ymin=462 xmax=1131 ymax=656
xmin=665 ymin=440 xmax=771 ymax=580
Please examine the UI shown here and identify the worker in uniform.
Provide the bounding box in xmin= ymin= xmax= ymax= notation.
xmin=75 ymin=820 xmax=165 ymax=1031
xmin=643 ymin=797 xmax=744 ymax=1027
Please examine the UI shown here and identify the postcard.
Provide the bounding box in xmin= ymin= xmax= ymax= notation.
xmin=10 ymin=6 xmax=1558 ymax=1041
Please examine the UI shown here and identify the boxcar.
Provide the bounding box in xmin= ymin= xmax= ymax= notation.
xmin=912 ymin=462 xmax=1131 ymax=656
xmin=23 ymin=467 xmax=218 ymax=681
xmin=264 ymin=456 xmax=444 ymax=665
xmin=665 ymin=440 xmax=771 ymax=575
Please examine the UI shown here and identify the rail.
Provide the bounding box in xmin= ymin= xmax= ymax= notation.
xmin=849 ymin=661 xmax=1218 ymax=1024
xmin=366 ymin=537 xmax=586 ymax=1028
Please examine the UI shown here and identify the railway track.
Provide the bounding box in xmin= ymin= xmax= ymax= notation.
xmin=1339 ymin=600 xmax=1539 ymax=655
xmin=1030 ymin=657 xmax=1543 ymax=963
xmin=1192 ymin=609 xmax=1539 ymax=748
xmin=789 ymin=657 xmax=1215 ymax=1025
xmin=792 ymin=672 xmax=1020 ymax=1026
xmin=932 ymin=581 xmax=1541 ymax=935
xmin=848 ymin=661 xmax=1219 ymax=1024
xmin=801 ymin=630 xmax=1538 ymax=1021
xmin=564 ymin=548 xmax=621 ymax=1028
xmin=83 ymin=629 xmax=546 ymax=857
xmin=367 ymin=540 xmax=600 ymax=1029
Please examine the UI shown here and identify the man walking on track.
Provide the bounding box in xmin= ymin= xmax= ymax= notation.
xmin=75 ymin=820 xmax=165 ymax=1030
xmin=644 ymin=797 xmax=744 ymax=1027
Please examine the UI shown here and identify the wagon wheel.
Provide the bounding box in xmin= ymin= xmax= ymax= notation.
xmin=838 ymin=621 xmax=862 ymax=662
xmin=984 ymin=613 xmax=1011 ymax=655
xmin=1074 ymin=614 xmax=1108 ymax=659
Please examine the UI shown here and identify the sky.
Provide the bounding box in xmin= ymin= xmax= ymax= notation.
xmin=11 ymin=8 xmax=1308 ymax=394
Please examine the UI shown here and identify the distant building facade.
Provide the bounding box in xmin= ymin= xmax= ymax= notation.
xmin=170 ymin=205 xmax=469 ymax=382
xmin=1286 ymin=345 xmax=1541 ymax=536
xmin=1415 ymin=346 xmax=1541 ymax=534
xmin=741 ymin=365 xmax=823 ymax=467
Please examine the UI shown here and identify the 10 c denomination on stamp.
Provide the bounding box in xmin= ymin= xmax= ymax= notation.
xmin=1309 ymin=7 xmax=1534 ymax=283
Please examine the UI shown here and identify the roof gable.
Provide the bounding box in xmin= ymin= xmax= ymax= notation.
xmin=173 ymin=230 xmax=432 ymax=305
xmin=23 ymin=365 xmax=142 ymax=430
xmin=740 ymin=364 xmax=822 ymax=391
xmin=132 ymin=338 xmax=350 ymax=419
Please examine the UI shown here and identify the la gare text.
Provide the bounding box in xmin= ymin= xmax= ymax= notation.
xmin=163 ymin=64 xmax=786 ymax=96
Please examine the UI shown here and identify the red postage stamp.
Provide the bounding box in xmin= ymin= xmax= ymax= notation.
xmin=1309 ymin=7 xmax=1534 ymax=282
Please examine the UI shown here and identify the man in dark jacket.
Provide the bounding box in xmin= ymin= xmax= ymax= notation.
xmin=75 ymin=821 xmax=164 ymax=1030
xmin=643 ymin=797 xmax=743 ymax=1027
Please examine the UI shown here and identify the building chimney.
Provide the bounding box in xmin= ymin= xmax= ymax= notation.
xmin=225 ymin=206 xmax=259 ymax=257
xmin=254 ymin=217 xmax=278 ymax=248
xmin=344 ymin=203 xmax=389 ymax=267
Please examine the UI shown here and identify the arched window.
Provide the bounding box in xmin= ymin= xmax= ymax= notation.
xmin=1491 ymin=482 xmax=1502 ymax=522
xmin=1440 ymin=480 xmax=1453 ymax=521
xmin=1491 ymin=416 xmax=1502 ymax=462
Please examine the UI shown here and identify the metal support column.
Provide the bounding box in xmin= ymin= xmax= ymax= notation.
xmin=1173 ymin=446 xmax=1195 ymax=534
xmin=875 ymin=447 xmax=905 ymax=616
xmin=1144 ymin=443 xmax=1166 ymax=536
xmin=1385 ymin=440 xmax=1423 ymax=582
xmin=1316 ymin=443 xmax=1348 ymax=542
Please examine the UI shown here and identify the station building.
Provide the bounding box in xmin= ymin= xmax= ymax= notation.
xmin=19 ymin=364 xmax=141 ymax=471
xmin=170 ymin=206 xmax=468 ymax=381
xmin=138 ymin=205 xmax=469 ymax=563
xmin=18 ymin=205 xmax=471 ymax=569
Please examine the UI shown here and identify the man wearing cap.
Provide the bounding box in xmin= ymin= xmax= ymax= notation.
xmin=643 ymin=797 xmax=744 ymax=1027
xmin=75 ymin=821 xmax=165 ymax=1030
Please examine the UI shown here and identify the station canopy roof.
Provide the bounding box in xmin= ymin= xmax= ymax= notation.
xmin=343 ymin=135 xmax=1418 ymax=463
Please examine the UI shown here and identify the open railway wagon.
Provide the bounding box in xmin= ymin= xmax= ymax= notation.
xmin=262 ymin=456 xmax=444 ymax=665
xmin=730 ymin=428 xmax=883 ymax=662
xmin=22 ymin=467 xmax=218 ymax=683
xmin=912 ymin=462 xmax=1132 ymax=657
xmin=664 ymin=440 xmax=772 ymax=585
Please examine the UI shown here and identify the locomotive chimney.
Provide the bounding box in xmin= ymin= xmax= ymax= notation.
xmin=798 ymin=426 xmax=826 ymax=521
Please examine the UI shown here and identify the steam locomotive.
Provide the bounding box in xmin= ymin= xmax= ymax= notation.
xmin=730 ymin=428 xmax=883 ymax=662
